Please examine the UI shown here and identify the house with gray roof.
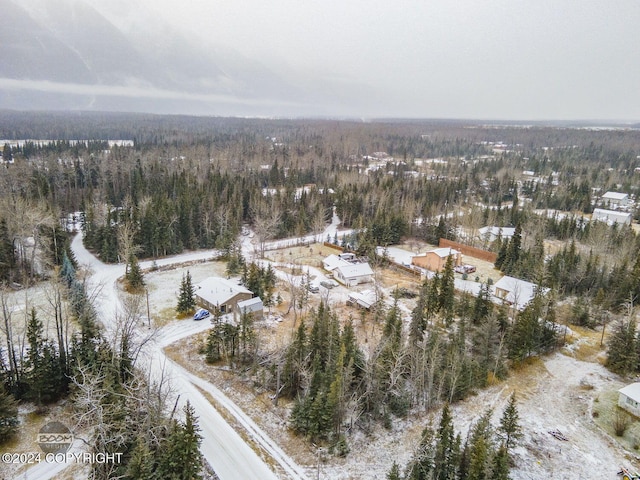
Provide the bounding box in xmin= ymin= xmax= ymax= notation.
xmin=195 ymin=277 xmax=253 ymax=314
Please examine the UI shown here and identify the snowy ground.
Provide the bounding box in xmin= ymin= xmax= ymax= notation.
xmin=154 ymin=241 xmax=638 ymax=479
xmin=169 ymin=328 xmax=636 ymax=479
xmin=4 ymin=218 xmax=638 ymax=479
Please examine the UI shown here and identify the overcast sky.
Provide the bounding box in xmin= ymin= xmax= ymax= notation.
xmin=133 ymin=0 xmax=640 ymax=120
xmin=12 ymin=0 xmax=640 ymax=120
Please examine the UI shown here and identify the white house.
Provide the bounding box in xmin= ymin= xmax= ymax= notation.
xmin=195 ymin=277 xmax=253 ymax=314
xmin=334 ymin=263 xmax=374 ymax=286
xmin=478 ymin=226 xmax=516 ymax=243
xmin=601 ymin=191 xmax=629 ymax=208
xmin=592 ymin=208 xmax=632 ymax=226
xmin=619 ymin=383 xmax=640 ymax=417
xmin=492 ymin=275 xmax=546 ymax=310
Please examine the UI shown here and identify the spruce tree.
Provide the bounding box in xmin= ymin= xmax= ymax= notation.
xmin=176 ymin=270 xmax=196 ymax=315
xmin=466 ymin=409 xmax=494 ymax=480
xmin=125 ymin=254 xmax=145 ymax=292
xmin=387 ymin=461 xmax=402 ymax=480
xmin=489 ymin=446 xmax=510 ymax=480
xmin=157 ymin=402 xmax=203 ymax=479
xmin=0 ymin=385 xmax=18 ymax=443
xmin=407 ymin=423 xmax=436 ymax=480
xmin=25 ymin=308 xmax=59 ymax=404
xmin=438 ymin=255 xmax=455 ymax=325
xmin=433 ymin=404 xmax=460 ymax=480
xmin=498 ymin=392 xmax=522 ymax=450
xmin=606 ymin=319 xmax=637 ymax=374
xmin=0 ymin=218 xmax=15 ymax=282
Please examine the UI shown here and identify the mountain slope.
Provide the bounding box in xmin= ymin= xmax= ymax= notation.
xmin=0 ymin=0 xmax=317 ymax=114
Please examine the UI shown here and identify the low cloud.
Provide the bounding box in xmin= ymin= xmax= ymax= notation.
xmin=0 ymin=78 xmax=308 ymax=109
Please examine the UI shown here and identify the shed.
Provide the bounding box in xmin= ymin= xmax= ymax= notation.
xmin=347 ymin=290 xmax=377 ymax=309
xmin=619 ymin=383 xmax=640 ymax=417
xmin=237 ymin=297 xmax=264 ymax=319
xmin=195 ymin=277 xmax=253 ymax=314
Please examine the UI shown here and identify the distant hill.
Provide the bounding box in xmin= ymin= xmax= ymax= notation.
xmin=0 ymin=0 xmax=344 ymax=115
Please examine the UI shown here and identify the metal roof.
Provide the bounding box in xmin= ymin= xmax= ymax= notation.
xmin=619 ymin=383 xmax=640 ymax=402
xmin=195 ymin=277 xmax=252 ymax=306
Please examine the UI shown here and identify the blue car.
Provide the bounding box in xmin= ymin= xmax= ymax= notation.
xmin=193 ymin=309 xmax=210 ymax=321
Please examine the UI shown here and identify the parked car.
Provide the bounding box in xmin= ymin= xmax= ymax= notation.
xmin=193 ymin=308 xmax=211 ymax=321
xmin=320 ymin=280 xmax=338 ymax=289
xmin=308 ymin=284 xmax=319 ymax=293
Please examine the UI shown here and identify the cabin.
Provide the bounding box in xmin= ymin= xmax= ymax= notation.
xmin=619 ymin=383 xmax=640 ymax=417
xmin=411 ymin=248 xmax=462 ymax=272
xmin=195 ymin=277 xmax=253 ymax=314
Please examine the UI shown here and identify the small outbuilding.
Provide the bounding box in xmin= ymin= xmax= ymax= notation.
xmin=237 ymin=297 xmax=264 ymax=319
xmin=619 ymin=383 xmax=640 ymax=417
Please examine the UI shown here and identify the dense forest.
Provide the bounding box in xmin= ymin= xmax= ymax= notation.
xmin=2 ymin=111 xmax=640 ymax=477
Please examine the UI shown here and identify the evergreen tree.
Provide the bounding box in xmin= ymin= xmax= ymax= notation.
xmin=0 ymin=384 xmax=18 ymax=443
xmin=489 ymin=446 xmax=510 ymax=480
xmin=438 ymin=255 xmax=455 ymax=324
xmin=24 ymin=308 xmax=62 ymax=404
xmin=157 ymin=402 xmax=203 ymax=480
xmin=0 ymin=218 xmax=15 ymax=283
xmin=606 ymin=319 xmax=637 ymax=374
xmin=406 ymin=424 xmax=436 ymax=480
xmin=176 ymin=270 xmax=196 ymax=315
xmin=282 ymin=319 xmax=307 ymax=397
xmin=465 ymin=410 xmax=494 ymax=480
xmin=387 ymin=461 xmax=402 ymax=480
xmin=472 ymin=283 xmax=492 ymax=325
xmin=498 ymin=392 xmax=522 ymax=450
xmin=409 ymin=280 xmax=429 ymax=344
xmin=125 ymin=254 xmax=145 ymax=292
xmin=126 ymin=437 xmax=154 ymax=480
xmin=433 ymin=404 xmax=460 ymax=480
xmin=60 ymin=251 xmax=76 ymax=288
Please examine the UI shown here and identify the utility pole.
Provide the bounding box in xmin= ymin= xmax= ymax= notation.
xmin=145 ymin=287 xmax=151 ymax=328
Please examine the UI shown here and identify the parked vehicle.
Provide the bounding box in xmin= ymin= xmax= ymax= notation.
xmin=193 ymin=308 xmax=211 ymax=321
xmin=308 ymin=284 xmax=319 ymax=293
xmin=320 ymin=280 xmax=339 ymax=289
xmin=454 ymin=264 xmax=476 ymax=274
